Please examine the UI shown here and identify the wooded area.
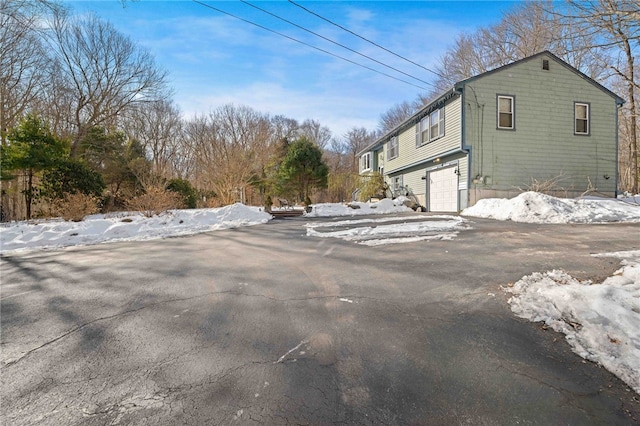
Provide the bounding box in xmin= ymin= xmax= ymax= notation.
xmin=1 ymin=0 xmax=637 ymax=221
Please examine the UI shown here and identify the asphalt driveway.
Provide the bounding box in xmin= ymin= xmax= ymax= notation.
xmin=1 ymin=214 xmax=639 ymax=425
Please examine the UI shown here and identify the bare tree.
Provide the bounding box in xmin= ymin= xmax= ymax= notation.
xmin=299 ymin=119 xmax=332 ymax=149
xmin=125 ymin=100 xmax=182 ymax=179
xmin=185 ymin=105 xmax=276 ymax=205
xmin=561 ymin=0 xmax=639 ymax=192
xmin=47 ymin=11 xmax=169 ymax=154
xmin=378 ymin=100 xmax=416 ymax=134
xmin=271 ymin=115 xmax=299 ymax=143
xmin=344 ymin=127 xmax=377 ymax=171
xmin=430 ymin=1 xmax=603 ymax=96
xmin=0 ymin=0 xmax=58 ymax=143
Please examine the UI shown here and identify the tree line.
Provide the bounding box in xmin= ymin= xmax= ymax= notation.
xmin=1 ymin=1 xmax=637 ymax=221
xmin=0 ymin=1 xmax=377 ymax=220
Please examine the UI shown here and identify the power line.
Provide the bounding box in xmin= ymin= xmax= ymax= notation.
xmin=288 ymin=0 xmax=445 ymax=79
xmin=240 ymin=0 xmax=436 ymax=88
xmin=191 ymin=0 xmax=431 ymax=91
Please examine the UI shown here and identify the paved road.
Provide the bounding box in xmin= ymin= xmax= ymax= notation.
xmin=1 ymin=214 xmax=639 ymax=425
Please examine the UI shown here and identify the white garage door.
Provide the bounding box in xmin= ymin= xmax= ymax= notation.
xmin=429 ymin=166 xmax=458 ymax=212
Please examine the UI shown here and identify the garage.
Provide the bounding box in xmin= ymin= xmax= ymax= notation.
xmin=428 ymin=166 xmax=458 ymax=212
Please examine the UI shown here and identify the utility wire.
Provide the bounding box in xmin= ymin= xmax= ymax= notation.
xmin=288 ymin=0 xmax=445 ymax=79
xmin=191 ymin=0 xmax=431 ymax=91
xmin=240 ymin=0 xmax=435 ymax=88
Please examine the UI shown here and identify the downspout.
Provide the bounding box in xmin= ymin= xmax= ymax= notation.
xmin=615 ymin=101 xmax=622 ymax=197
xmin=457 ymin=85 xmax=472 ymax=207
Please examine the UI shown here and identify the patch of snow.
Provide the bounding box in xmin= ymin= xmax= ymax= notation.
xmin=505 ymin=252 xmax=640 ymax=394
xmin=462 ymin=191 xmax=640 ymax=223
xmin=305 ymin=198 xmax=412 ymax=217
xmin=305 ymin=215 xmax=469 ymax=245
xmin=0 ymin=203 xmax=271 ymax=254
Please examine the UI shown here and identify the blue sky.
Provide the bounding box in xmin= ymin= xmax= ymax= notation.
xmin=66 ymin=1 xmax=518 ymax=138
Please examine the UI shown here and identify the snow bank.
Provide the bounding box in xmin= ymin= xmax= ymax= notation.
xmin=306 ymin=198 xmax=412 ymax=217
xmin=462 ymin=192 xmax=640 ymax=223
xmin=506 ymin=251 xmax=640 ymax=394
xmin=305 ymin=215 xmax=469 ymax=245
xmin=0 ymin=203 xmax=271 ymax=254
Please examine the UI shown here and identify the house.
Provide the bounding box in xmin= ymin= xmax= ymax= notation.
xmin=358 ymin=51 xmax=624 ymax=212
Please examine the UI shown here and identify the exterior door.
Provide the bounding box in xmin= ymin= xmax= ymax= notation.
xmin=428 ymin=166 xmax=458 ymax=212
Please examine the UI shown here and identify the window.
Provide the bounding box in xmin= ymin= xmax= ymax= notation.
xmin=391 ymin=175 xmax=403 ymax=194
xmin=497 ymin=95 xmax=514 ymax=129
xmin=575 ymin=102 xmax=590 ymax=135
xmin=360 ymin=152 xmax=371 ymax=171
xmin=387 ymin=136 xmax=398 ymax=159
xmin=417 ymin=107 xmax=445 ymax=146
xmin=430 ymin=109 xmax=444 ymax=140
xmin=542 ymin=59 xmax=549 ymax=70
xmin=420 ymin=116 xmax=430 ymax=144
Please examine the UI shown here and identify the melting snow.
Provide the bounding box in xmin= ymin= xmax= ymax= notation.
xmin=2 ymin=192 xmax=639 ymax=394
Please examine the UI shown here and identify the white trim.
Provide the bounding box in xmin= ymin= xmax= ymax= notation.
xmin=360 ymin=152 xmax=372 ymax=172
xmin=387 ymin=136 xmax=399 ymax=160
xmin=497 ymin=95 xmax=514 ymax=130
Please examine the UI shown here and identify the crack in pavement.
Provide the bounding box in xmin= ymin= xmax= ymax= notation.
xmin=2 ymin=289 xmax=458 ymax=368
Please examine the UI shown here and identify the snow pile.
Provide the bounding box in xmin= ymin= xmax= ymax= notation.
xmin=0 ymin=203 xmax=271 ymax=254
xmin=306 ymin=198 xmax=413 ymax=217
xmin=462 ymin=192 xmax=640 ymax=223
xmin=506 ymin=250 xmax=640 ymax=394
xmin=305 ymin=215 xmax=470 ymax=246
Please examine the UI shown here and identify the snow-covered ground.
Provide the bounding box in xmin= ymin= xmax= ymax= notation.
xmin=506 ymin=251 xmax=640 ymax=394
xmin=305 ymin=215 xmax=470 ymax=246
xmin=461 ymin=191 xmax=640 ymax=223
xmin=0 ymin=203 xmax=272 ymax=254
xmin=462 ymin=192 xmax=639 ymax=394
xmin=305 ymin=197 xmax=413 ymax=217
xmin=1 ymin=192 xmax=639 ymax=393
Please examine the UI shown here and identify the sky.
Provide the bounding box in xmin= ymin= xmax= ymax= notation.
xmin=64 ymin=0 xmax=517 ymax=138
xmin=1 ymin=192 xmax=639 ymax=394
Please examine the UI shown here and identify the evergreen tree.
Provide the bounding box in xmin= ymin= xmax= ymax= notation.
xmin=277 ymin=136 xmax=328 ymax=202
xmin=1 ymin=114 xmax=68 ymax=218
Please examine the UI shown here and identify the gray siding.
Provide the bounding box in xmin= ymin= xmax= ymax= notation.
xmin=385 ymin=96 xmax=462 ymax=173
xmin=463 ymin=53 xmax=618 ymax=197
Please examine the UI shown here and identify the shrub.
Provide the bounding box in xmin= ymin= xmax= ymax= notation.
xmin=126 ymin=186 xmax=184 ymax=217
xmin=40 ymin=159 xmax=105 ymax=201
xmin=50 ymin=192 xmax=100 ymax=221
xmin=167 ymin=178 xmax=197 ymax=209
xmin=518 ymin=174 xmax=568 ymax=197
xmin=358 ymin=172 xmax=387 ymax=201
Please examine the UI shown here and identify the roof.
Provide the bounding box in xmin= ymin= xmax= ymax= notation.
xmin=358 ymin=51 xmax=624 ymax=157
xmin=357 ymin=88 xmax=459 ymax=156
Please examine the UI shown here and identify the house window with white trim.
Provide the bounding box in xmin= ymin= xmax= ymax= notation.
xmin=387 ymin=136 xmax=398 ymax=160
xmin=497 ymin=95 xmax=514 ymax=129
xmin=420 ymin=116 xmax=429 ymax=144
xmin=575 ymin=102 xmax=590 ymax=135
xmin=430 ymin=109 xmax=444 ymax=140
xmin=360 ymin=152 xmax=371 ymax=172
xmin=391 ymin=175 xmax=403 ymax=194
xmin=417 ymin=107 xmax=445 ymax=146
